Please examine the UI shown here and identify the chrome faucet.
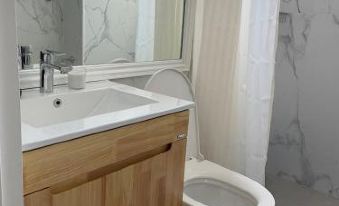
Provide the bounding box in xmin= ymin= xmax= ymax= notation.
xmin=19 ymin=45 xmax=33 ymax=70
xmin=40 ymin=50 xmax=75 ymax=93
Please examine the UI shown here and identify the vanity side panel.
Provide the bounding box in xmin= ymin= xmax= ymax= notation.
xmin=23 ymin=111 xmax=189 ymax=195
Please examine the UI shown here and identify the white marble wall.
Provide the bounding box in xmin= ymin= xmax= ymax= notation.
xmin=16 ymin=0 xmax=64 ymax=63
xmin=16 ymin=0 xmax=179 ymax=65
xmin=16 ymin=0 xmax=82 ymax=65
xmin=267 ymin=0 xmax=339 ymax=198
xmin=83 ymin=0 xmax=138 ymax=65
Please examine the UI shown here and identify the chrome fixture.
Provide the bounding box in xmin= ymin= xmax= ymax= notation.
xmin=19 ymin=45 xmax=33 ymax=70
xmin=40 ymin=50 xmax=75 ymax=93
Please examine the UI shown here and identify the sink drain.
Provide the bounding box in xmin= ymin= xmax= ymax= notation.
xmin=53 ymin=98 xmax=62 ymax=108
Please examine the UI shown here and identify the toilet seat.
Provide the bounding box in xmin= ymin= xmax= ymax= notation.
xmin=184 ymin=177 xmax=256 ymax=206
xmin=183 ymin=159 xmax=275 ymax=206
xmin=145 ymin=69 xmax=275 ymax=206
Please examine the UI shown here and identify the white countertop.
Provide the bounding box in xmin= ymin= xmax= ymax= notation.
xmin=21 ymin=81 xmax=194 ymax=152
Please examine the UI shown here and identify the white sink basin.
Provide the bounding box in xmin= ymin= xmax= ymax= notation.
xmin=21 ymin=87 xmax=156 ymax=127
xmin=21 ymin=81 xmax=194 ymax=152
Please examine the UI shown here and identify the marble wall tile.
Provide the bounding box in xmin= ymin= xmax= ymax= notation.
xmin=267 ymin=0 xmax=339 ymax=198
xmin=16 ymin=0 xmax=64 ymax=63
xmin=83 ymin=0 xmax=138 ymax=65
xmin=16 ymin=0 xmax=173 ymax=65
xmin=16 ymin=0 xmax=82 ymax=65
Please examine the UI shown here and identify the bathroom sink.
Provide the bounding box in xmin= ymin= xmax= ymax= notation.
xmin=21 ymin=87 xmax=156 ymax=128
xmin=20 ymin=81 xmax=194 ymax=152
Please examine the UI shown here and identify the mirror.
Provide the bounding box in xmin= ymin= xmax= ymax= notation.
xmin=15 ymin=0 xmax=185 ymax=67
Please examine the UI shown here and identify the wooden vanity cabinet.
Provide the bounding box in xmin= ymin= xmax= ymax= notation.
xmin=23 ymin=111 xmax=188 ymax=206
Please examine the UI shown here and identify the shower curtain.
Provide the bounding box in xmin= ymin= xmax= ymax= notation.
xmin=135 ymin=0 xmax=155 ymax=62
xmin=135 ymin=0 xmax=184 ymax=62
xmin=193 ymin=0 xmax=280 ymax=184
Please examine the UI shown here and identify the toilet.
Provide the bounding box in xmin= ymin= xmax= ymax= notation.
xmin=145 ymin=69 xmax=275 ymax=206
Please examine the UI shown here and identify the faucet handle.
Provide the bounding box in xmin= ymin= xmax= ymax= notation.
xmin=40 ymin=50 xmax=53 ymax=63
xmin=43 ymin=49 xmax=66 ymax=56
xmin=40 ymin=50 xmax=75 ymax=66
xmin=40 ymin=50 xmax=65 ymax=62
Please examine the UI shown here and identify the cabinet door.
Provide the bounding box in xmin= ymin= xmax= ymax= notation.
xmin=24 ymin=140 xmax=186 ymax=206
xmin=24 ymin=111 xmax=189 ymax=195
xmin=25 ymin=178 xmax=104 ymax=206
xmin=105 ymin=140 xmax=186 ymax=206
xmin=52 ymin=178 xmax=104 ymax=206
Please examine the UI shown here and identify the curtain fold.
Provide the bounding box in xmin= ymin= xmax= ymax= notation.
xmin=194 ymin=0 xmax=280 ymax=184
xmin=135 ymin=0 xmax=184 ymax=62
xmin=135 ymin=0 xmax=155 ymax=62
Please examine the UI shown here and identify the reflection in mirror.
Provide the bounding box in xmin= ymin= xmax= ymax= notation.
xmin=15 ymin=0 xmax=185 ymax=68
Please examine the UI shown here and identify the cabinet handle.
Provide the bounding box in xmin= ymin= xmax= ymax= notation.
xmin=177 ymin=133 xmax=187 ymax=140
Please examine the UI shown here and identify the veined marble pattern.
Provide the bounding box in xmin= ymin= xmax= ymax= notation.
xmin=16 ymin=0 xmax=82 ymax=65
xmin=16 ymin=0 xmax=164 ymax=65
xmin=83 ymin=0 xmax=138 ymax=65
xmin=267 ymin=0 xmax=339 ymax=198
xmin=16 ymin=0 xmax=64 ymax=63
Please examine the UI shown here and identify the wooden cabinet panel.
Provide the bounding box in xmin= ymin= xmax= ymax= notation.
xmin=24 ymin=111 xmax=189 ymax=195
xmin=25 ymin=179 xmax=104 ymax=206
xmin=24 ymin=140 xmax=186 ymax=206
xmin=24 ymin=111 xmax=188 ymax=206
xmin=52 ymin=178 xmax=103 ymax=206
xmin=105 ymin=167 xmax=134 ymax=205
xmin=25 ymin=189 xmax=51 ymax=206
xmin=104 ymin=140 xmax=186 ymax=206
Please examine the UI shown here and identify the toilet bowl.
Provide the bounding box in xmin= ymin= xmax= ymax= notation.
xmin=145 ymin=69 xmax=275 ymax=206
xmin=183 ymin=159 xmax=274 ymax=206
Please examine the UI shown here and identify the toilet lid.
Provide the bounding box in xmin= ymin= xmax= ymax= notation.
xmin=145 ymin=69 xmax=202 ymax=159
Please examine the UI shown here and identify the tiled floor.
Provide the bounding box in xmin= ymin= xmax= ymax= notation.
xmin=266 ymin=176 xmax=339 ymax=206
